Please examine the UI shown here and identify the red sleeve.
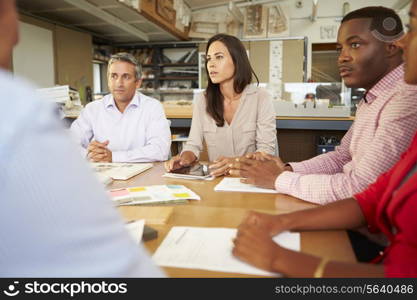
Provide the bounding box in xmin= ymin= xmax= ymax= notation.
xmin=354 ymin=171 xmax=393 ymax=233
xmin=384 ymin=245 xmax=417 ymax=278
xmin=353 ymin=147 xmax=412 ymax=233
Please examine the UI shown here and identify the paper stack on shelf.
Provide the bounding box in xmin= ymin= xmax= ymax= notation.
xmin=37 ymin=85 xmax=83 ymax=118
xmin=37 ymin=85 xmax=73 ymax=104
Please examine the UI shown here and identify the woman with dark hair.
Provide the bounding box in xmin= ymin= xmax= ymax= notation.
xmin=165 ymin=34 xmax=277 ymax=176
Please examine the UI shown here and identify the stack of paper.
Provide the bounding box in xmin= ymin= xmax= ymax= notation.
xmin=110 ymin=185 xmax=200 ymax=206
xmin=37 ymin=85 xmax=72 ymax=104
xmin=214 ymin=178 xmax=278 ymax=194
xmin=163 ymin=173 xmax=214 ymax=180
xmin=153 ymin=226 xmax=300 ymax=276
xmin=92 ymin=163 xmax=153 ymax=180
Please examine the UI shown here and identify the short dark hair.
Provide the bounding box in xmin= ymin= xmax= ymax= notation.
xmin=204 ymin=34 xmax=259 ymax=127
xmin=342 ymin=6 xmax=403 ymax=42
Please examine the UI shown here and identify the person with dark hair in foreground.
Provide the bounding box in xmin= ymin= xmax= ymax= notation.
xmin=0 ymin=0 xmax=162 ymax=277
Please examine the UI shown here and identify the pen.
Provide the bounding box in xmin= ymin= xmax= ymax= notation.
xmin=175 ymin=228 xmax=188 ymax=244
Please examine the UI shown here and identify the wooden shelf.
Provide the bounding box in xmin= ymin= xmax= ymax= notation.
xmin=143 ymin=63 xmax=198 ymax=67
xmin=139 ymin=89 xmax=194 ymax=94
xmin=159 ymin=76 xmax=198 ymax=80
xmin=162 ymin=63 xmax=198 ymax=67
xmin=17 ymin=0 xmax=187 ymax=43
xmin=160 ymin=90 xmax=194 ymax=94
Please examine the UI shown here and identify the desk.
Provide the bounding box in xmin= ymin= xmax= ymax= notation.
xmin=112 ymin=163 xmax=356 ymax=277
xmin=165 ymin=108 xmax=354 ymax=131
xmin=64 ymin=109 xmax=352 ymax=162
xmin=164 ymin=107 xmax=354 ymax=162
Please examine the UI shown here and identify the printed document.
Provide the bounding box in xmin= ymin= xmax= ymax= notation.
xmin=214 ymin=178 xmax=278 ymax=194
xmin=153 ymin=226 xmax=300 ymax=276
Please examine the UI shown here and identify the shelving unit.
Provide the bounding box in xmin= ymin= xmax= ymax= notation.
xmin=118 ymin=42 xmax=200 ymax=101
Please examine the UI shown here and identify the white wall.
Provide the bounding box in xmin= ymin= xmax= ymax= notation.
xmin=12 ymin=22 xmax=55 ymax=88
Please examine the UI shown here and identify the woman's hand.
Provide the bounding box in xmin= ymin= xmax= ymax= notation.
xmin=244 ymin=151 xmax=268 ymax=161
xmin=164 ymin=151 xmax=197 ymax=172
xmin=209 ymin=156 xmax=234 ymax=177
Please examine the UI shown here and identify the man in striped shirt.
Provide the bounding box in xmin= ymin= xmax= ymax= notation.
xmin=232 ymin=7 xmax=417 ymax=205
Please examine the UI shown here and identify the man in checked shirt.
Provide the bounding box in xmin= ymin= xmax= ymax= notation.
xmin=231 ymin=6 xmax=417 ymax=205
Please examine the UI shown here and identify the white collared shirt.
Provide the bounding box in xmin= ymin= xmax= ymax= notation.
xmin=0 ymin=69 xmax=163 ymax=277
xmin=71 ymin=92 xmax=171 ymax=162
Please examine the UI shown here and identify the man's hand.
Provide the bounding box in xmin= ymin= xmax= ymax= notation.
xmin=232 ymin=222 xmax=283 ymax=273
xmin=240 ymin=211 xmax=289 ymax=236
xmin=229 ymin=157 xmax=284 ymax=189
xmin=87 ymin=140 xmax=112 ymax=162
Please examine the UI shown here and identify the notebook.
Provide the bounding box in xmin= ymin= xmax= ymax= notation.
xmin=110 ymin=184 xmax=200 ymax=206
xmin=91 ymin=162 xmax=153 ymax=180
xmin=214 ymin=177 xmax=278 ymax=194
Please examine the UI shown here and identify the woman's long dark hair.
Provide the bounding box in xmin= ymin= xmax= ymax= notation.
xmin=205 ymin=34 xmax=259 ymax=127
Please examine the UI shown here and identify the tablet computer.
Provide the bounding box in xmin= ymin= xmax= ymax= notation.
xmin=164 ymin=163 xmax=213 ymax=180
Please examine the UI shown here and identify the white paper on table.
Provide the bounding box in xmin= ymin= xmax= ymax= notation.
xmin=163 ymin=173 xmax=215 ymax=181
xmin=214 ymin=178 xmax=278 ymax=194
xmin=152 ymin=226 xmax=300 ymax=276
xmin=125 ymin=219 xmax=145 ymax=244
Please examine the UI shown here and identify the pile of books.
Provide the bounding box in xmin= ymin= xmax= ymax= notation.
xmin=37 ymin=85 xmax=83 ymax=118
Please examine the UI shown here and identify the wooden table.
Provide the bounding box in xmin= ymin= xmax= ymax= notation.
xmin=112 ymin=163 xmax=356 ymax=277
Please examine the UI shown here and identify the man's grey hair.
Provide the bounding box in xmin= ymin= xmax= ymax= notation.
xmin=108 ymin=52 xmax=142 ymax=79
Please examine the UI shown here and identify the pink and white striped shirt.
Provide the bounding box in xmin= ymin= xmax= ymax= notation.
xmin=275 ymin=64 xmax=417 ymax=204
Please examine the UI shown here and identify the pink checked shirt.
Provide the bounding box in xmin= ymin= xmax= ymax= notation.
xmin=275 ymin=64 xmax=417 ymax=204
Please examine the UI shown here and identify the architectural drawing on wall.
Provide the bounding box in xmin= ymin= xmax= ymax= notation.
xmin=156 ymin=0 xmax=176 ymax=25
xmin=268 ymin=40 xmax=283 ymax=101
xmin=320 ymin=25 xmax=338 ymax=40
xmin=243 ymin=4 xmax=267 ymax=38
xmin=189 ymin=9 xmax=239 ymax=39
xmin=173 ymin=0 xmax=191 ymax=32
xmin=189 ymin=10 xmax=225 ymax=39
xmin=267 ymin=4 xmax=290 ymax=37
xmin=191 ymin=22 xmax=219 ymax=35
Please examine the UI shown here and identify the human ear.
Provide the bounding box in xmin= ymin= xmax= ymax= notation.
xmin=384 ymin=42 xmax=403 ymax=58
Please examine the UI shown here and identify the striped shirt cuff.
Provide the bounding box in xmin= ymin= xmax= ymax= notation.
xmin=288 ymin=161 xmax=309 ymax=174
xmin=275 ymin=171 xmax=300 ymax=194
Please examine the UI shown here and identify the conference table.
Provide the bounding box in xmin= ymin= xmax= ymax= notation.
xmin=111 ymin=163 xmax=356 ymax=277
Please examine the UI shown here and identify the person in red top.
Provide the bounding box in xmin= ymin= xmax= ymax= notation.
xmin=232 ymin=0 xmax=417 ymax=277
